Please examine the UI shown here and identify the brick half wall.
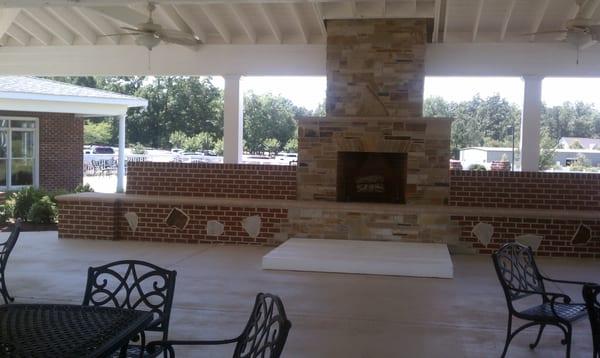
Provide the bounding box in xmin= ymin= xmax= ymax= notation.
xmin=449 ymin=170 xmax=600 ymax=211
xmin=126 ymin=162 xmax=297 ymax=200
xmin=58 ymin=197 xmax=288 ymax=245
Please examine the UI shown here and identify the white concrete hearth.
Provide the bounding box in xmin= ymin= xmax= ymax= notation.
xmin=262 ymin=238 xmax=453 ymax=279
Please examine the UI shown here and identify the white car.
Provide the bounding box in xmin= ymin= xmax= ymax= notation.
xmin=275 ymin=152 xmax=298 ymax=164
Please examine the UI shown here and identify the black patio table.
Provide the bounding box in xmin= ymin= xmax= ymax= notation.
xmin=0 ymin=304 xmax=153 ymax=358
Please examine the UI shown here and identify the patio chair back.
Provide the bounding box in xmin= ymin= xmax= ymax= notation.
xmin=0 ymin=222 xmax=21 ymax=303
xmin=233 ymin=293 xmax=291 ymax=358
xmin=583 ymin=283 xmax=600 ymax=358
xmin=492 ymin=242 xmax=546 ymax=306
xmin=82 ymin=260 xmax=177 ymax=339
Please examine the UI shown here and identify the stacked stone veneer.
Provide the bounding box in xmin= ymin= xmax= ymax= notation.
xmin=297 ymin=116 xmax=452 ymax=204
xmin=326 ymin=19 xmax=426 ymax=117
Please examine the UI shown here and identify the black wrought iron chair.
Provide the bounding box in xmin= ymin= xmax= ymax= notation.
xmin=82 ymin=260 xmax=177 ymax=357
xmin=0 ymin=222 xmax=21 ymax=304
xmin=147 ymin=293 xmax=292 ymax=358
xmin=583 ymin=284 xmax=600 ymax=358
xmin=492 ymin=242 xmax=588 ymax=358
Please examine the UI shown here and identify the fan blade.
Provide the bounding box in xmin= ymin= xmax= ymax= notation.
xmin=99 ymin=33 xmax=141 ymax=37
xmin=520 ymin=30 xmax=569 ymax=36
xmin=120 ymin=26 xmax=145 ymax=33
xmin=157 ymin=29 xmax=202 ymax=44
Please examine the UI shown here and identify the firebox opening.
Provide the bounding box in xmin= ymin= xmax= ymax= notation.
xmin=337 ymin=151 xmax=407 ymax=204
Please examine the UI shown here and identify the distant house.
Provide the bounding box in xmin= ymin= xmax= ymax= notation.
xmin=559 ymin=137 xmax=600 ymax=150
xmin=459 ymin=147 xmax=514 ymax=169
xmin=0 ymin=76 xmax=146 ymax=192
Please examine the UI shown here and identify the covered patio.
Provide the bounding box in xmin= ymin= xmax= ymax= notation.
xmin=6 ymin=231 xmax=599 ymax=357
xmin=1 ymin=0 xmax=600 ymax=357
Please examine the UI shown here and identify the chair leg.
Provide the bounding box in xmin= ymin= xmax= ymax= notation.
xmin=0 ymin=271 xmax=13 ymax=303
xmin=529 ymin=324 xmax=545 ymax=349
xmin=561 ymin=325 xmax=572 ymax=358
xmin=500 ymin=315 xmax=513 ymax=358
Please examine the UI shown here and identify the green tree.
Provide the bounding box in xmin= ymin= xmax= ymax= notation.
xmin=169 ymin=131 xmax=188 ymax=149
xmin=264 ymin=138 xmax=281 ymax=155
xmin=84 ymin=120 xmax=112 ymax=145
xmin=284 ymin=137 xmax=298 ymax=152
xmin=570 ymin=140 xmax=584 ymax=149
xmin=243 ymin=92 xmax=298 ymax=153
xmin=539 ymin=129 xmax=558 ymax=170
xmin=183 ymin=132 xmax=214 ymax=152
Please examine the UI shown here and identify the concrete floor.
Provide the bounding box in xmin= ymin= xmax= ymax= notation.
xmin=4 ymin=232 xmax=599 ymax=358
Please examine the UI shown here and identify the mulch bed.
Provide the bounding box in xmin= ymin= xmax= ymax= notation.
xmin=1 ymin=222 xmax=58 ymax=232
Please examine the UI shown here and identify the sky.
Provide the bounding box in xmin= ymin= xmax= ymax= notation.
xmin=212 ymin=76 xmax=600 ymax=110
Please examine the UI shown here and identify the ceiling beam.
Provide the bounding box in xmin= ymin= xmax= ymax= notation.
xmin=583 ymin=0 xmax=600 ymax=18
xmin=259 ymin=3 xmax=282 ymax=44
xmin=73 ymin=6 xmax=118 ymax=44
xmin=47 ymin=7 xmax=96 ymax=45
xmin=432 ymin=0 xmax=441 ymax=43
xmin=312 ymin=2 xmax=327 ymax=38
xmin=0 ymin=8 xmax=19 ymax=39
xmin=499 ymin=0 xmax=516 ymax=42
xmin=90 ymin=6 xmax=147 ymax=28
xmin=200 ymin=5 xmax=231 ymax=44
xmin=156 ymin=4 xmax=193 ymax=34
xmin=442 ymin=0 xmax=450 ymax=43
xmin=229 ymin=4 xmax=256 ymax=44
xmin=6 ymin=24 xmax=29 ymax=46
xmin=529 ymin=0 xmax=550 ymax=42
xmin=23 ymin=8 xmax=74 ymax=45
xmin=0 ymin=0 xmax=386 ymax=6
xmin=290 ymin=3 xmax=308 ymax=43
xmin=172 ymin=5 xmax=207 ymax=43
xmin=472 ymin=0 xmax=484 ymax=42
xmin=14 ymin=12 xmax=51 ymax=45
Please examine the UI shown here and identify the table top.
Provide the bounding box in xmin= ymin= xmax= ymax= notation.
xmin=0 ymin=304 xmax=153 ymax=358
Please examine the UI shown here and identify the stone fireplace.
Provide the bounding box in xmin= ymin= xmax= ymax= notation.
xmin=291 ymin=18 xmax=458 ymax=247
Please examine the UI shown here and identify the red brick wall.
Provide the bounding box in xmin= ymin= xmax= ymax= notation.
xmin=58 ymin=200 xmax=116 ymax=240
xmin=452 ymin=215 xmax=600 ymax=258
xmin=0 ymin=111 xmax=83 ymax=192
xmin=58 ymin=198 xmax=287 ymax=245
xmin=449 ymin=170 xmax=600 ymax=211
xmin=126 ymin=162 xmax=296 ymax=200
xmin=449 ymin=171 xmax=600 ymax=258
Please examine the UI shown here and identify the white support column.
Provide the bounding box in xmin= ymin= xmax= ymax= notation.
xmin=116 ymin=113 xmax=126 ymax=193
xmin=223 ymin=74 xmax=243 ymax=164
xmin=520 ymin=75 xmax=544 ymax=172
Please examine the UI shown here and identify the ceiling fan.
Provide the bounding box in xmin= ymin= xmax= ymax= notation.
xmin=115 ymin=2 xmax=202 ymax=50
xmin=525 ymin=0 xmax=600 ymax=42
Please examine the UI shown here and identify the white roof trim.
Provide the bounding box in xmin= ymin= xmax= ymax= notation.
xmin=0 ymin=98 xmax=136 ymax=117
xmin=0 ymin=90 xmax=148 ymax=108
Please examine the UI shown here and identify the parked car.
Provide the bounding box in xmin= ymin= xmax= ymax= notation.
xmin=275 ymin=152 xmax=298 ymax=164
xmin=91 ymin=146 xmax=115 ymax=154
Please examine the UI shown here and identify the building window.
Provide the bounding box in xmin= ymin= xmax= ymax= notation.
xmin=0 ymin=117 xmax=38 ymax=189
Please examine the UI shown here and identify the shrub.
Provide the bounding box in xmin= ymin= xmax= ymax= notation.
xmin=28 ymin=196 xmax=57 ymax=225
xmin=74 ymin=183 xmax=94 ymax=193
xmin=131 ymin=142 xmax=146 ymax=155
xmin=468 ymin=164 xmax=487 ymax=171
xmin=8 ymin=187 xmax=45 ymax=221
xmin=0 ymin=204 xmax=8 ymax=225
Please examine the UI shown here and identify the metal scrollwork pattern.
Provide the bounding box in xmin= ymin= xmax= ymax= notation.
xmin=82 ymin=260 xmax=177 ymax=337
xmin=0 ymin=223 xmax=20 ymax=304
xmin=235 ymin=293 xmax=292 ymax=358
xmin=583 ymin=283 xmax=600 ymax=356
xmin=493 ymin=242 xmax=545 ymax=300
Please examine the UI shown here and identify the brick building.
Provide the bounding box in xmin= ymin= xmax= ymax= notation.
xmin=0 ymin=76 xmax=146 ymax=192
